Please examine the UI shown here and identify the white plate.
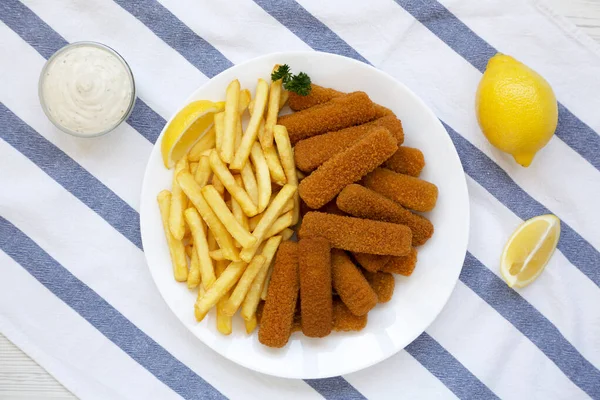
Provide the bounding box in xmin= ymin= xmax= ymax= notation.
xmin=140 ymin=51 xmax=469 ymax=379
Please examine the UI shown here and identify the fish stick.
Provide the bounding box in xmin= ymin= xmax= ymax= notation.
xmin=332 ymin=250 xmax=377 ymax=316
xmin=258 ymin=242 xmax=299 ymax=348
xmin=353 ymin=253 xmax=391 ymax=273
xmin=299 ymin=212 xmax=412 ymax=256
xmin=289 ymin=84 xmax=394 ymax=119
xmin=299 ymin=238 xmax=332 ymax=337
xmin=333 ymin=298 xmax=368 ymax=331
xmin=288 ymin=84 xmax=343 ymax=110
xmin=362 ymin=168 xmax=438 ymax=212
xmin=336 ymin=184 xmax=434 ymax=246
xmin=278 ymin=92 xmax=377 ymax=144
xmin=294 ymin=116 xmax=404 ymax=172
xmin=384 ymin=147 xmax=425 ymax=177
xmin=362 ymin=270 xmax=395 ymax=303
xmin=381 ymin=248 xmax=418 ymax=276
xmin=299 ymin=127 xmax=398 ymax=209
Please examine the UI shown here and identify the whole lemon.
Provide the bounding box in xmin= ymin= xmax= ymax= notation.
xmin=476 ymin=54 xmax=558 ymax=167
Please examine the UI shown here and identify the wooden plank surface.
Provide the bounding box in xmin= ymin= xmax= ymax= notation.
xmin=2 ymin=0 xmax=600 ymax=398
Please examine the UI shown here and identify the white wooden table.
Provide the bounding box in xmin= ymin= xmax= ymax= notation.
xmin=2 ymin=1 xmax=600 ymax=398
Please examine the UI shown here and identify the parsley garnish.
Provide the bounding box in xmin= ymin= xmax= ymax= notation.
xmin=271 ymin=64 xmax=312 ymax=96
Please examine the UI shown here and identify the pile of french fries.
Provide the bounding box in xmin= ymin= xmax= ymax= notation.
xmin=157 ymin=66 xmax=302 ymax=335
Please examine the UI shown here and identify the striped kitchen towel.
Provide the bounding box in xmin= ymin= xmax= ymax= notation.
xmin=1 ymin=0 xmax=599 ymax=398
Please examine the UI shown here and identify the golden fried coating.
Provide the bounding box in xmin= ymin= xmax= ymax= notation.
xmin=277 ymin=92 xmax=377 ymax=144
xmin=299 ymin=212 xmax=412 ymax=256
xmin=362 ymin=270 xmax=395 ymax=303
xmin=258 ymin=241 xmax=299 ymax=348
xmin=299 ymin=238 xmax=332 ymax=337
xmin=294 ymin=116 xmax=404 ymax=173
xmin=288 ymin=84 xmax=343 ymax=111
xmin=382 ymin=248 xmax=418 ymax=276
xmin=353 ymin=252 xmax=391 ymax=273
xmin=289 ymin=84 xmax=394 ymax=121
xmin=333 ymin=298 xmax=367 ymax=332
xmin=384 ymin=147 xmax=425 ymax=177
xmin=299 ymin=127 xmax=398 ymax=209
xmin=362 ymin=168 xmax=438 ymax=212
xmin=331 ymin=250 xmax=378 ymax=316
xmin=336 ymin=184 xmax=434 ymax=246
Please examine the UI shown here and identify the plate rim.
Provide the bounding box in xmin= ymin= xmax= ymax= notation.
xmin=139 ymin=50 xmax=470 ymax=379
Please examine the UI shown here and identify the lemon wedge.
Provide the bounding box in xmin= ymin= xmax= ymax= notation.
xmin=500 ymin=214 xmax=561 ymax=288
xmin=161 ymin=100 xmax=225 ymax=168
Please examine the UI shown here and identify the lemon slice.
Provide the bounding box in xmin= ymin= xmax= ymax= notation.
xmin=500 ymin=214 xmax=561 ymax=288
xmin=161 ymin=100 xmax=225 ymax=168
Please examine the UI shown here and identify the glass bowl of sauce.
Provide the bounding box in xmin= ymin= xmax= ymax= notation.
xmin=39 ymin=41 xmax=136 ymax=138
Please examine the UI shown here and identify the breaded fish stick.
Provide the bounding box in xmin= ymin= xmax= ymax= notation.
xmin=299 ymin=238 xmax=332 ymax=337
xmin=299 ymin=127 xmax=398 ymax=209
xmin=258 ymin=242 xmax=299 ymax=348
xmin=288 ymin=84 xmax=343 ymax=110
xmin=382 ymin=248 xmax=418 ymax=276
xmin=384 ymin=147 xmax=425 ymax=177
xmin=277 ymin=92 xmax=377 ymax=144
xmin=294 ymin=116 xmax=404 ymax=173
xmin=337 ymin=184 xmax=434 ymax=246
xmin=362 ymin=168 xmax=438 ymax=212
xmin=333 ymin=298 xmax=367 ymax=332
xmin=299 ymin=212 xmax=412 ymax=256
xmin=353 ymin=253 xmax=391 ymax=273
xmin=362 ymin=270 xmax=395 ymax=303
xmin=332 ymin=250 xmax=378 ymax=316
xmin=289 ymin=84 xmax=394 ymax=119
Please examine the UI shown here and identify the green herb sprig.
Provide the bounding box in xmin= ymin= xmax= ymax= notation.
xmin=271 ymin=64 xmax=312 ymax=96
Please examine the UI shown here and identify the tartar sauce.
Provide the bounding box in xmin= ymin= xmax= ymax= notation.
xmin=39 ymin=42 xmax=135 ymax=137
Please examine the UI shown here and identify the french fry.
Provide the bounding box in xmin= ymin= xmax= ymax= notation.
xmin=221 ymin=79 xmax=240 ymax=163
xmin=239 ymin=89 xmax=251 ymax=114
xmin=177 ymin=171 xmax=240 ymax=261
xmin=223 ymin=255 xmax=266 ymax=316
xmin=212 ymin=174 xmax=225 ymax=196
xmin=209 ymin=150 xmax=258 ymax=217
xmin=241 ymin=163 xmax=259 ymax=207
xmin=281 ymin=228 xmax=294 ymax=241
xmin=214 ymin=112 xmax=225 ymax=153
xmin=232 ymin=176 xmax=250 ymax=231
xmin=250 ymin=142 xmax=271 ymax=213
xmin=169 ymin=158 xmax=189 ymax=240
xmin=209 ymin=249 xmax=226 ymax=261
xmin=274 ymin=125 xmax=300 ymax=225
xmin=188 ymin=128 xmax=216 ymax=161
xmin=264 ymin=210 xmax=293 ymax=238
xmin=195 ymin=261 xmax=246 ymax=321
xmin=188 ymin=244 xmax=201 ymax=289
xmin=195 ymin=155 xmax=211 ymax=187
xmin=190 ymin=162 xmax=199 ymax=176
xmin=263 ymin=79 xmax=282 ymax=148
xmin=280 ymin=90 xmax=289 ymax=108
xmin=207 ymin=230 xmax=218 ymax=251
xmin=184 ymin=208 xmax=216 ymax=289
xmin=194 ymin=284 xmax=206 ymax=321
xmin=201 ymin=185 xmax=257 ymax=248
xmin=239 ymin=184 xmax=296 ymax=262
xmin=249 ymin=86 xmax=287 ymax=116
xmin=248 ymin=198 xmax=293 ymax=231
xmin=215 ymin=259 xmax=233 ymax=335
xmin=258 ymin=119 xmax=287 ymax=186
xmin=230 ymin=79 xmax=269 ymax=170
xmin=185 ymin=243 xmax=194 ymax=258
xmin=244 ymin=314 xmax=258 ymax=334
xmin=157 ymin=190 xmax=188 ymax=282
xmin=296 ymin=169 xmax=306 ymax=181
xmin=241 ymin=236 xmax=282 ymax=320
